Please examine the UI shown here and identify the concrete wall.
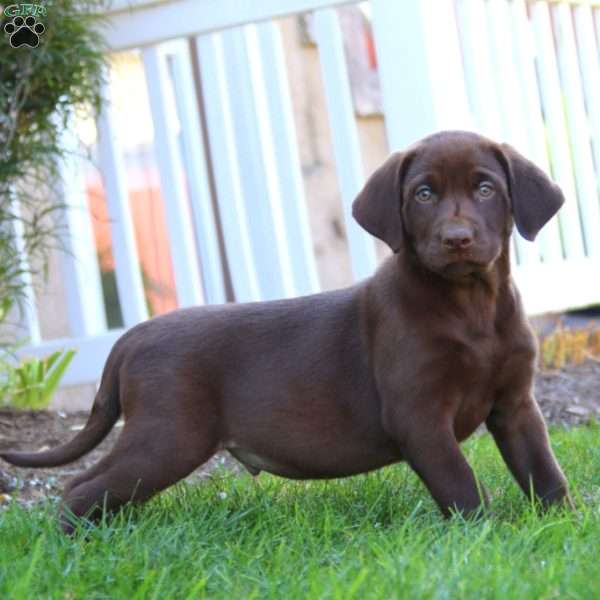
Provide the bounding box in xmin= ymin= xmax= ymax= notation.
xmin=280 ymin=14 xmax=389 ymax=291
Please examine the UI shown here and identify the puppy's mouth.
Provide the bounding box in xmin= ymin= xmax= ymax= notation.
xmin=441 ymin=260 xmax=489 ymax=279
xmin=438 ymin=243 xmax=504 ymax=280
xmin=416 ymin=240 xmax=502 ymax=282
xmin=426 ymin=249 xmax=493 ymax=280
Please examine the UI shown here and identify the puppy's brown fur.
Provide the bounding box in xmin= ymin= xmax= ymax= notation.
xmin=1 ymin=131 xmax=571 ymax=532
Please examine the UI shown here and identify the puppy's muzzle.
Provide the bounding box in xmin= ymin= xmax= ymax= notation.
xmin=440 ymin=221 xmax=476 ymax=251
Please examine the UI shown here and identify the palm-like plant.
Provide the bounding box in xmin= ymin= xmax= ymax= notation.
xmin=0 ymin=0 xmax=108 ymax=327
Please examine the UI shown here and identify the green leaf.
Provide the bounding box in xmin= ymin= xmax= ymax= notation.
xmin=0 ymin=349 xmax=75 ymax=409
xmin=41 ymin=349 xmax=76 ymax=404
xmin=44 ymin=350 xmax=62 ymax=372
xmin=35 ymin=357 xmax=45 ymax=384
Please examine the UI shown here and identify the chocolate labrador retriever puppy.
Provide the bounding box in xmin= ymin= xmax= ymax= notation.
xmin=2 ymin=131 xmax=571 ymax=532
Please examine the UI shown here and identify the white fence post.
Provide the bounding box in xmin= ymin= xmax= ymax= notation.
xmin=163 ymin=40 xmax=228 ymax=305
xmin=456 ymin=0 xmax=539 ymax=266
xmin=313 ymin=8 xmax=377 ymax=282
xmin=142 ymin=45 xmax=205 ymax=308
xmin=595 ymin=9 xmax=600 ymax=63
xmin=219 ymin=26 xmax=297 ymax=300
xmin=530 ymin=2 xmax=585 ymax=261
xmin=9 ymin=194 xmax=41 ymax=345
xmin=194 ymin=32 xmax=261 ymax=303
xmin=255 ymin=21 xmax=320 ymax=296
xmin=371 ymin=0 xmax=472 ymax=152
xmin=454 ymin=0 xmax=503 ymax=141
xmin=487 ymin=0 xmax=542 ymax=265
xmin=574 ymin=5 xmax=600 ymax=193
xmin=59 ymin=123 xmax=107 ymax=337
xmin=510 ymin=0 xmax=562 ymax=264
xmin=96 ymin=76 xmax=149 ymax=327
xmin=552 ymin=3 xmax=600 ymax=258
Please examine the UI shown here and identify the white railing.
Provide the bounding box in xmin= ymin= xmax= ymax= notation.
xmin=13 ymin=0 xmax=600 ymax=390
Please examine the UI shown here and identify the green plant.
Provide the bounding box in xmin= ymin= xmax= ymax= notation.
xmin=0 ymin=0 xmax=108 ymax=328
xmin=0 ymin=348 xmax=75 ymax=409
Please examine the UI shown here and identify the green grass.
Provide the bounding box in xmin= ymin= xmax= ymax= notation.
xmin=1 ymin=426 xmax=599 ymax=599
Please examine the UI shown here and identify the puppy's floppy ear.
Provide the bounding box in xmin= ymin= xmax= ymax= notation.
xmin=499 ymin=144 xmax=564 ymax=241
xmin=352 ymin=152 xmax=407 ymax=252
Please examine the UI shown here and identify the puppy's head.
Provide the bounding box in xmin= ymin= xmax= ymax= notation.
xmin=352 ymin=131 xmax=564 ymax=281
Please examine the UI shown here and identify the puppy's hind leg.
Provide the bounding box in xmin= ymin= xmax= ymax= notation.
xmin=60 ymin=416 xmax=219 ymax=534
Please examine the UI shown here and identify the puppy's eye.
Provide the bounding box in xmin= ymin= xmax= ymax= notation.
xmin=477 ymin=181 xmax=495 ymax=200
xmin=415 ymin=185 xmax=434 ymax=204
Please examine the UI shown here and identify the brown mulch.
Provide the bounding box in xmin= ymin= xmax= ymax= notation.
xmin=535 ymin=360 xmax=600 ymax=426
xmin=1 ymin=360 xmax=599 ymax=508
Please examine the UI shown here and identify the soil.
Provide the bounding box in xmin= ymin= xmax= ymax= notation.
xmin=1 ymin=360 xmax=599 ymax=509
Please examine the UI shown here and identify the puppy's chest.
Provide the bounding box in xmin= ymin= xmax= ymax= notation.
xmin=449 ymin=326 xmax=509 ymax=387
xmin=439 ymin=327 xmax=512 ymax=438
xmin=399 ymin=313 xmax=508 ymax=389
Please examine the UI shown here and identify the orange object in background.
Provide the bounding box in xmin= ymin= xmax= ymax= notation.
xmin=86 ymin=169 xmax=178 ymax=321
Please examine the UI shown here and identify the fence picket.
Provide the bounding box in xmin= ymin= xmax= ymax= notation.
xmin=58 ymin=123 xmax=107 ymax=337
xmin=313 ymin=7 xmax=377 ymax=281
xmin=530 ymin=2 xmax=585 ymax=260
xmin=454 ymin=0 xmax=503 ymax=141
xmin=96 ymin=77 xmax=149 ymax=326
xmin=510 ymin=0 xmax=563 ymax=263
xmin=10 ymin=195 xmax=41 ymax=344
xmin=595 ymin=8 xmax=600 ymax=62
xmin=218 ymin=26 xmax=298 ymax=299
xmin=371 ymin=0 xmax=472 ymax=152
xmin=552 ymin=3 xmax=600 ymax=257
xmin=194 ymin=32 xmax=261 ymax=302
xmin=573 ymin=5 xmax=600 ymax=197
xmin=163 ymin=40 xmax=228 ymax=305
xmin=141 ymin=45 xmax=205 ymax=307
xmin=485 ymin=0 xmax=539 ymax=265
xmin=255 ymin=22 xmax=320 ymax=296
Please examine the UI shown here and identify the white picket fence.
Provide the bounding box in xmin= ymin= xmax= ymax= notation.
xmin=13 ymin=0 xmax=600 ymax=388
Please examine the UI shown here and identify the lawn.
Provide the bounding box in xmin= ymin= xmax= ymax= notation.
xmin=1 ymin=425 xmax=599 ymax=599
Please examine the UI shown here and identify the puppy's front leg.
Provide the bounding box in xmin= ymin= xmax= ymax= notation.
xmin=486 ymin=395 xmax=571 ymax=508
xmin=390 ymin=418 xmax=486 ymax=518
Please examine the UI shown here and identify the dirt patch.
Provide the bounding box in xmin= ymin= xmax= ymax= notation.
xmin=1 ymin=359 xmax=599 ymax=508
xmin=0 ymin=412 xmax=243 ymax=509
xmin=535 ymin=360 xmax=600 ymax=426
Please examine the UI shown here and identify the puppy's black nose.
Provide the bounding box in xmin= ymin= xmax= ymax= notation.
xmin=441 ymin=223 xmax=474 ymax=250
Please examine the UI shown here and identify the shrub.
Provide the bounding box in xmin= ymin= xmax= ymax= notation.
xmin=540 ymin=322 xmax=600 ymax=370
xmin=0 ymin=0 xmax=107 ymax=328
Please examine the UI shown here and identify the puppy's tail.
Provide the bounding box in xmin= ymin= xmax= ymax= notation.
xmin=0 ymin=366 xmax=121 ymax=468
